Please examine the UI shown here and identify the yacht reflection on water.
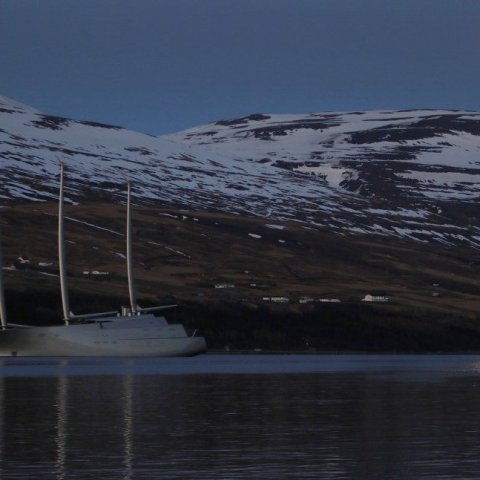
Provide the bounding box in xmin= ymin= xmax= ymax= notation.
xmin=0 ymin=362 xmax=141 ymax=479
xmin=52 ymin=365 xmax=135 ymax=480
xmin=0 ymin=377 xmax=3 ymax=477
xmin=54 ymin=370 xmax=67 ymax=480
xmin=122 ymin=375 xmax=134 ymax=480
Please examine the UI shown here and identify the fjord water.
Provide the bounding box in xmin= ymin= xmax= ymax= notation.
xmin=1 ymin=355 xmax=480 ymax=479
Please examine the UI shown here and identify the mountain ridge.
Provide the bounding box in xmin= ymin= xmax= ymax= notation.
xmin=1 ymin=95 xmax=480 ymax=248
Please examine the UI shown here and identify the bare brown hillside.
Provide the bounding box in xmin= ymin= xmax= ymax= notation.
xmin=2 ymin=203 xmax=480 ymax=351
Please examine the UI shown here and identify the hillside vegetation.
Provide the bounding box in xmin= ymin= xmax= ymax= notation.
xmin=2 ymin=203 xmax=480 ymax=352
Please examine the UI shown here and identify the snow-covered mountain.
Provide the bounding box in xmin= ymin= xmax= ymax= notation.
xmin=2 ymin=94 xmax=480 ymax=247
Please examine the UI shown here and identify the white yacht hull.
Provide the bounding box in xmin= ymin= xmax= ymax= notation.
xmin=0 ymin=314 xmax=207 ymax=357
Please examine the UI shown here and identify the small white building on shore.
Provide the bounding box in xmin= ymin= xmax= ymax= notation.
xmin=214 ymin=283 xmax=235 ymax=289
xmin=299 ymin=297 xmax=314 ymax=304
xmin=262 ymin=296 xmax=290 ymax=303
xmin=361 ymin=294 xmax=389 ymax=303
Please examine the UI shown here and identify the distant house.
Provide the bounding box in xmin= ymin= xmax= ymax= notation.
xmin=214 ymin=283 xmax=235 ymax=289
xmin=14 ymin=256 xmax=31 ymax=269
xmin=318 ymin=298 xmax=341 ymax=303
xmin=83 ymin=270 xmax=110 ymax=276
xmin=262 ymin=296 xmax=290 ymax=303
xmin=2 ymin=264 xmax=16 ymax=271
xmin=299 ymin=297 xmax=314 ymax=304
xmin=362 ymin=294 xmax=389 ymax=303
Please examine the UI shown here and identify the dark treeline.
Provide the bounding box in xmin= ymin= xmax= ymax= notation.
xmin=179 ymin=300 xmax=480 ymax=352
xmin=5 ymin=287 xmax=480 ymax=352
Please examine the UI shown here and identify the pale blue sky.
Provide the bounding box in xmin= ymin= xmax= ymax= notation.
xmin=1 ymin=0 xmax=479 ymax=134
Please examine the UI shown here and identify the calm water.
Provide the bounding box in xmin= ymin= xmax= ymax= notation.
xmin=0 ymin=354 xmax=480 ymax=479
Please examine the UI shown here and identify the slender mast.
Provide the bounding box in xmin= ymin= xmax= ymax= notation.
xmin=58 ymin=161 xmax=70 ymax=325
xmin=0 ymin=230 xmax=7 ymax=329
xmin=126 ymin=182 xmax=137 ymax=314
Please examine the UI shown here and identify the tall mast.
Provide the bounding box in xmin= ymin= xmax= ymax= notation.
xmin=126 ymin=182 xmax=137 ymax=314
xmin=58 ymin=161 xmax=70 ymax=325
xmin=0 ymin=229 xmax=7 ymax=329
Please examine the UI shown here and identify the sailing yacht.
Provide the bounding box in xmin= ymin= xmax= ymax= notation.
xmin=0 ymin=164 xmax=207 ymax=356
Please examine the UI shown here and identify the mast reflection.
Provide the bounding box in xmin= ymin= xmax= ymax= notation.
xmin=52 ymin=365 xmax=136 ymax=478
xmin=54 ymin=370 xmax=68 ymax=480
xmin=122 ymin=374 xmax=134 ymax=480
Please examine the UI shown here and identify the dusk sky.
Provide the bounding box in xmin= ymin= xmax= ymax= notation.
xmin=1 ymin=0 xmax=479 ymax=135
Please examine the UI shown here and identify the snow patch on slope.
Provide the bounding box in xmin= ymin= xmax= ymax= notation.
xmin=2 ymin=99 xmax=480 ymax=247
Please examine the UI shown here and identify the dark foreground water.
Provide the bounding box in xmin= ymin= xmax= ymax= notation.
xmin=1 ymin=355 xmax=480 ymax=479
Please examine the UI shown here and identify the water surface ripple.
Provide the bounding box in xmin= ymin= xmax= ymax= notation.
xmin=0 ymin=354 xmax=479 ymax=479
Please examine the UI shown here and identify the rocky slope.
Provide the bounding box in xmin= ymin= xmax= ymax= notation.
xmin=2 ymin=95 xmax=480 ymax=248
